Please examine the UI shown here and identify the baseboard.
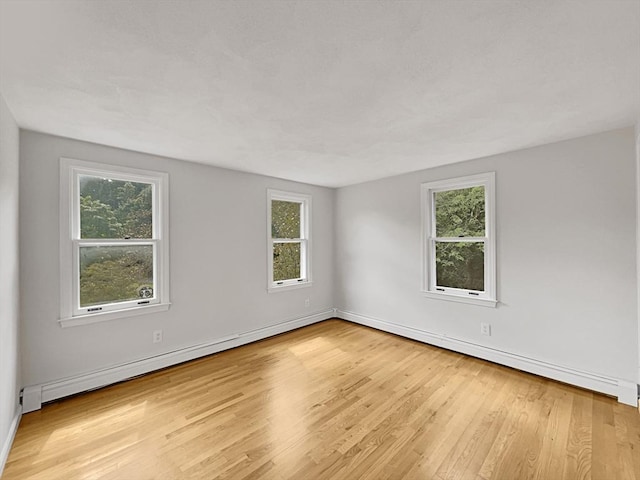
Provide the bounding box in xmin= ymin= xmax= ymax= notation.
xmin=0 ymin=405 xmax=22 ymax=476
xmin=337 ymin=309 xmax=639 ymax=407
xmin=22 ymin=309 xmax=335 ymax=412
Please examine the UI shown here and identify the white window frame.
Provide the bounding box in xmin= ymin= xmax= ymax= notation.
xmin=59 ymin=158 xmax=170 ymax=327
xmin=267 ymin=189 xmax=312 ymax=292
xmin=421 ymin=172 xmax=497 ymax=307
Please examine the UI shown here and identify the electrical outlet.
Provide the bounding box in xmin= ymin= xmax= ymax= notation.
xmin=153 ymin=330 xmax=163 ymax=343
xmin=480 ymin=323 xmax=491 ymax=336
xmin=305 ymin=298 xmax=310 ymax=308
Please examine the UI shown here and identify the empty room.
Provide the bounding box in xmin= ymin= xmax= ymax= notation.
xmin=1 ymin=0 xmax=639 ymax=479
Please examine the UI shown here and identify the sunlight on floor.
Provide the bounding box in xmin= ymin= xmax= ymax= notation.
xmin=40 ymin=401 xmax=148 ymax=456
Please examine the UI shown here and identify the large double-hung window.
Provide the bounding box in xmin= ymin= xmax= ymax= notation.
xmin=421 ymin=172 xmax=496 ymax=307
xmin=60 ymin=158 xmax=170 ymax=326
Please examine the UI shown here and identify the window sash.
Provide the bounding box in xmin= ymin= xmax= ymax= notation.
xmin=72 ymin=170 xmax=159 ymax=241
xmin=271 ymin=200 xmax=303 ymax=240
xmin=73 ymin=239 xmax=160 ymax=317
xmin=271 ymin=239 xmax=308 ymax=284
xmin=429 ymin=238 xmax=486 ymax=293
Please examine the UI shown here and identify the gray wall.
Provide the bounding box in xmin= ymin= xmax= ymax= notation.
xmin=0 ymin=94 xmax=20 ymax=468
xmin=335 ymin=128 xmax=638 ymax=383
xmin=636 ymin=124 xmax=640 ymax=384
xmin=19 ymin=131 xmax=334 ymax=387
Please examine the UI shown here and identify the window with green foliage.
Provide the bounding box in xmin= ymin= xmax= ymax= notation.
xmin=79 ymin=176 xmax=154 ymax=308
xmin=422 ymin=173 xmax=496 ymax=307
xmin=268 ymin=190 xmax=311 ymax=290
xmin=60 ymin=158 xmax=170 ymax=324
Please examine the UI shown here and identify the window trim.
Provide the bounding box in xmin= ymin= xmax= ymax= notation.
xmin=421 ymin=172 xmax=497 ymax=308
xmin=267 ymin=189 xmax=312 ymax=292
xmin=59 ymin=158 xmax=170 ymax=327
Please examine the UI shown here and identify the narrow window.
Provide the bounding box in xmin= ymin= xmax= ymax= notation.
xmin=267 ymin=190 xmax=311 ymax=291
xmin=421 ymin=172 xmax=496 ymax=307
xmin=60 ymin=158 xmax=170 ymax=326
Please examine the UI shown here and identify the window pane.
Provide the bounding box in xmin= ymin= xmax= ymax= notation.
xmin=271 ymin=200 xmax=301 ymax=239
xmin=435 ymin=186 xmax=485 ymax=237
xmin=80 ymin=175 xmax=153 ymax=239
xmin=80 ymin=245 xmax=154 ymax=307
xmin=273 ymin=242 xmax=301 ymax=281
xmin=435 ymin=242 xmax=484 ymax=291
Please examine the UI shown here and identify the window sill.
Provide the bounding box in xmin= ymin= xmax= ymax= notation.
xmin=268 ymin=281 xmax=313 ymax=293
xmin=421 ymin=291 xmax=497 ymax=308
xmin=59 ymin=302 xmax=171 ymax=328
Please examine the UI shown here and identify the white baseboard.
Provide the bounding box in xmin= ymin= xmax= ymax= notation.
xmin=0 ymin=405 xmax=22 ymax=476
xmin=22 ymin=309 xmax=335 ymax=413
xmin=338 ymin=309 xmax=639 ymax=407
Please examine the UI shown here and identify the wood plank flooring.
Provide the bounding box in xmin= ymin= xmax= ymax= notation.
xmin=4 ymin=319 xmax=640 ymax=479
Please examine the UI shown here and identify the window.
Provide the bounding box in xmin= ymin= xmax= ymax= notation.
xmin=421 ymin=172 xmax=496 ymax=307
xmin=267 ymin=189 xmax=311 ymax=291
xmin=60 ymin=158 xmax=170 ymax=326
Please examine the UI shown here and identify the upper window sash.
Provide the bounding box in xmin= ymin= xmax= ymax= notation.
xmin=70 ymin=168 xmax=160 ymax=241
xmin=421 ymin=172 xmax=496 ymax=307
xmin=270 ymin=193 xmax=308 ymax=240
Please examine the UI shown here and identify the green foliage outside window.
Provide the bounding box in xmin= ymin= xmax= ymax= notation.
xmin=434 ymin=186 xmax=485 ymax=291
xmin=79 ymin=176 xmax=154 ymax=306
xmin=271 ymin=200 xmax=303 ymax=282
xmin=434 ymin=187 xmax=485 ymax=237
xmin=273 ymin=243 xmax=301 ymax=282
xmin=271 ymin=201 xmax=300 ymax=238
xmin=436 ymin=242 xmax=484 ymax=291
xmin=80 ymin=246 xmax=153 ymax=307
xmin=80 ymin=176 xmax=152 ymax=239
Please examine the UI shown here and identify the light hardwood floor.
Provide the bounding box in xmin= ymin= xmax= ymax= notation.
xmin=4 ymin=319 xmax=640 ymax=479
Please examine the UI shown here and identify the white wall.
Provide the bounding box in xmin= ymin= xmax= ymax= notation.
xmin=636 ymin=122 xmax=640 ymax=384
xmin=0 ymin=94 xmax=21 ymax=471
xmin=19 ymin=131 xmax=334 ymax=388
xmin=336 ymin=128 xmax=638 ymax=386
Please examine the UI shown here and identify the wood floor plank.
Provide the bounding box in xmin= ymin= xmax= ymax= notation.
xmin=529 ymin=382 xmax=574 ymax=480
xmin=3 ymin=319 xmax=639 ymax=479
xmin=613 ymin=402 xmax=640 ymax=480
xmin=562 ymin=390 xmax=593 ymax=480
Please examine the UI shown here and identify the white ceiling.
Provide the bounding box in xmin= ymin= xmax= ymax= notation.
xmin=1 ymin=1 xmax=638 ymax=188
